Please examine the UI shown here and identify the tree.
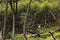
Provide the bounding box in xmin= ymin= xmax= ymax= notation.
xmin=0 ymin=2 xmax=2 ymax=40
xmin=23 ymin=0 xmax=32 ymax=40
xmin=2 ymin=0 xmax=8 ymax=40
xmin=12 ymin=1 xmax=18 ymax=40
xmin=9 ymin=0 xmax=18 ymax=40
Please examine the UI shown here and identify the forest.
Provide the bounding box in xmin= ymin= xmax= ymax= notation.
xmin=0 ymin=0 xmax=60 ymax=40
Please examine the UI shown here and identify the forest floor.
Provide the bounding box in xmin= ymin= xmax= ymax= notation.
xmin=14 ymin=32 xmax=60 ymax=40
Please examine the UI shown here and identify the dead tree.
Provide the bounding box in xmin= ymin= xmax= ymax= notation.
xmin=2 ymin=0 xmax=8 ymax=40
xmin=23 ymin=0 xmax=32 ymax=40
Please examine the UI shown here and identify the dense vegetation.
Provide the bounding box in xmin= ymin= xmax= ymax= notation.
xmin=0 ymin=0 xmax=60 ymax=40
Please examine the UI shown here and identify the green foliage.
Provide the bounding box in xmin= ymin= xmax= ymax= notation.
xmin=0 ymin=0 xmax=59 ymax=34
xmin=0 ymin=0 xmax=58 ymax=13
xmin=5 ymin=32 xmax=12 ymax=39
xmin=15 ymin=34 xmax=23 ymax=40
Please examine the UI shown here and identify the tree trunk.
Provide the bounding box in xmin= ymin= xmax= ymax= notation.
xmin=0 ymin=30 xmax=2 ymax=40
xmin=12 ymin=13 xmax=15 ymax=40
xmin=3 ymin=0 xmax=8 ymax=40
xmin=9 ymin=1 xmax=18 ymax=40
xmin=12 ymin=2 xmax=18 ymax=40
xmin=0 ymin=22 xmax=2 ymax=40
xmin=23 ymin=0 xmax=32 ymax=40
xmin=0 ymin=3 xmax=2 ymax=40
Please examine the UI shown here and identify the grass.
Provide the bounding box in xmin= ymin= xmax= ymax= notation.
xmin=15 ymin=34 xmax=23 ymax=40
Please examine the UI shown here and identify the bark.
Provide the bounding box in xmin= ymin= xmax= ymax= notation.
xmin=2 ymin=0 xmax=8 ymax=40
xmin=23 ymin=0 xmax=32 ymax=40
